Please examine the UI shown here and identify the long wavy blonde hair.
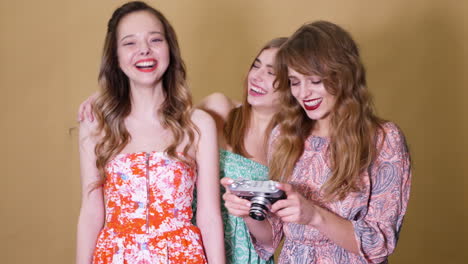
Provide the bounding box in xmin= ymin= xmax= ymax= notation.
xmin=269 ymin=21 xmax=385 ymax=201
xmin=92 ymin=1 xmax=198 ymax=183
xmin=224 ymin=37 xmax=288 ymax=157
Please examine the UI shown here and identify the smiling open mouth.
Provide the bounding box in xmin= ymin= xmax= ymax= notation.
xmin=135 ymin=59 xmax=157 ymax=72
xmin=249 ymin=84 xmax=267 ymax=96
xmin=303 ymin=98 xmax=323 ymax=110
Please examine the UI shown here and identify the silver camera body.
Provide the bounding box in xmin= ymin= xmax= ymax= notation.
xmin=228 ymin=179 xmax=286 ymax=221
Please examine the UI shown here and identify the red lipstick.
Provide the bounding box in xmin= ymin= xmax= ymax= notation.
xmin=135 ymin=59 xmax=157 ymax=72
xmin=303 ymin=98 xmax=322 ymax=111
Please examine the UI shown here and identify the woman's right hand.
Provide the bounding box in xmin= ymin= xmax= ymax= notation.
xmin=220 ymin=177 xmax=252 ymax=218
xmin=77 ymin=92 xmax=99 ymax=122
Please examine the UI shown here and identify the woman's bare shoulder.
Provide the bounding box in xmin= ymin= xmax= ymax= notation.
xmin=191 ymin=108 xmax=216 ymax=130
xmin=197 ymin=93 xmax=239 ymax=121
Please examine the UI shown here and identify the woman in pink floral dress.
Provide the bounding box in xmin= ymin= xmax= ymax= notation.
xmin=76 ymin=2 xmax=225 ymax=263
xmin=222 ymin=21 xmax=411 ymax=264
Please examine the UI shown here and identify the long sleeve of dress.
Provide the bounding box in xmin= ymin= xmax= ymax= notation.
xmin=352 ymin=123 xmax=412 ymax=263
xmin=250 ymin=214 xmax=284 ymax=260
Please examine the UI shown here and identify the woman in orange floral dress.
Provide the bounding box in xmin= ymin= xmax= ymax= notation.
xmin=76 ymin=1 xmax=225 ymax=263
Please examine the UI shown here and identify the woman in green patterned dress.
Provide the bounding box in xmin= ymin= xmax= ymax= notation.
xmin=197 ymin=37 xmax=287 ymax=263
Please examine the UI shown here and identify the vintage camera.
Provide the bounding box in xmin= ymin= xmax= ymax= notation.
xmin=228 ymin=179 xmax=286 ymax=221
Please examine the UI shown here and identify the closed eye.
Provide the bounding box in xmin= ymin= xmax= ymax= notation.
xmin=289 ymin=80 xmax=300 ymax=86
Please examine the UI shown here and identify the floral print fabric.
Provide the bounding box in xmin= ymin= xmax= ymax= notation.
xmin=219 ymin=149 xmax=274 ymax=264
xmin=93 ymin=151 xmax=207 ymax=264
xmin=253 ymin=122 xmax=412 ymax=264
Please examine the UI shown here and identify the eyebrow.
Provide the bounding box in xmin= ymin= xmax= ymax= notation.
xmin=254 ymin=58 xmax=274 ymax=68
xmin=120 ymin=31 xmax=164 ymax=42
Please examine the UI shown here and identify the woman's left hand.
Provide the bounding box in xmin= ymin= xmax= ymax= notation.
xmin=271 ymin=183 xmax=320 ymax=227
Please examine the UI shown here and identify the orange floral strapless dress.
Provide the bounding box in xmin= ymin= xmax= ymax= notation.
xmin=92 ymin=151 xmax=207 ymax=264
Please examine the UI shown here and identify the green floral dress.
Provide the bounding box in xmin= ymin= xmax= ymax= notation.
xmin=193 ymin=149 xmax=274 ymax=264
xmin=218 ymin=149 xmax=274 ymax=264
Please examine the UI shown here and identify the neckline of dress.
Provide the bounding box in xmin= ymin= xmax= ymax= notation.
xmin=220 ymin=149 xmax=268 ymax=168
xmin=308 ymin=134 xmax=330 ymax=141
xmin=112 ymin=150 xmax=193 ymax=163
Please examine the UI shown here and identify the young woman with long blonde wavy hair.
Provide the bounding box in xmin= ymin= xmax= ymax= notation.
xmin=76 ymin=1 xmax=224 ymax=263
xmin=79 ymin=36 xmax=288 ymax=263
xmin=222 ymin=21 xmax=412 ymax=264
xmin=195 ymin=37 xmax=287 ymax=264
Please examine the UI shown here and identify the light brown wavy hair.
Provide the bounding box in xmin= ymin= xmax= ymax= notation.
xmin=224 ymin=37 xmax=288 ymax=157
xmin=269 ymin=21 xmax=385 ymax=201
xmin=92 ymin=1 xmax=198 ymax=183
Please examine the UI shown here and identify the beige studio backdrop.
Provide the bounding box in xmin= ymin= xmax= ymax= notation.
xmin=0 ymin=0 xmax=466 ymax=263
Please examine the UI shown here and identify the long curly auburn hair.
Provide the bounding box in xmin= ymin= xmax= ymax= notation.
xmin=92 ymin=1 xmax=198 ymax=183
xmin=269 ymin=21 xmax=385 ymax=201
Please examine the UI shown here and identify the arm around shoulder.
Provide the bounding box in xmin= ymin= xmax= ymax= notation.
xmin=196 ymin=93 xmax=239 ymax=133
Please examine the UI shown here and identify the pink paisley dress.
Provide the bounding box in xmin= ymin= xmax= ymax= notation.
xmin=92 ymin=151 xmax=207 ymax=264
xmin=253 ymin=122 xmax=412 ymax=264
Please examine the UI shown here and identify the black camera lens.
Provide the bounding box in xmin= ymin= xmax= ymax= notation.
xmin=249 ymin=197 xmax=272 ymax=221
xmin=249 ymin=203 xmax=269 ymax=221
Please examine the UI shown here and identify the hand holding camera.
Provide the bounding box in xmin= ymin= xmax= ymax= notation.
xmin=222 ymin=178 xmax=321 ymax=226
xmin=225 ymin=179 xmax=286 ymax=221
